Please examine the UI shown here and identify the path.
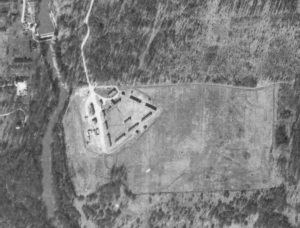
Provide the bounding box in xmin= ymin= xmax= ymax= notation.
xmin=126 ymin=80 xmax=293 ymax=90
xmin=80 ymin=0 xmax=120 ymax=98
xmin=0 ymin=108 xmax=26 ymax=118
xmin=21 ymin=0 xmax=26 ymax=24
xmin=80 ymin=0 xmax=121 ymax=155
xmin=81 ymin=0 xmax=95 ymax=90
xmin=72 ymin=0 xmax=120 ymax=226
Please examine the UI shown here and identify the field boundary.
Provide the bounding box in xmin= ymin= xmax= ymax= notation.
xmin=120 ymin=82 xmax=284 ymax=195
xmin=132 ymin=184 xmax=279 ymax=196
xmin=118 ymin=81 xmax=293 ymax=91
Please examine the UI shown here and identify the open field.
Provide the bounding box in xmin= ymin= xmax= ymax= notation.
xmin=115 ymin=83 xmax=280 ymax=193
xmin=63 ymin=86 xmax=162 ymax=195
xmin=63 ymin=88 xmax=110 ymax=195
xmin=64 ymin=82 xmax=283 ymax=196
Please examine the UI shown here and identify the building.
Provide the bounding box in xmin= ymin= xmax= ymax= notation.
xmin=21 ymin=0 xmax=55 ymax=42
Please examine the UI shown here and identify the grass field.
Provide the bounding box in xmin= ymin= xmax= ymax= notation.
xmin=63 ymin=83 xmax=281 ymax=195
xmin=63 ymin=88 xmax=111 ymax=195
xmin=115 ymin=83 xmax=279 ymax=193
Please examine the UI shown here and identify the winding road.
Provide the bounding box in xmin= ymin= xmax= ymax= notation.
xmin=81 ymin=0 xmax=94 ymax=90
xmin=80 ymin=0 xmax=121 ymax=155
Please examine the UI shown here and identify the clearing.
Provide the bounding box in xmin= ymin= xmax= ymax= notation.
xmin=63 ymin=82 xmax=281 ymax=195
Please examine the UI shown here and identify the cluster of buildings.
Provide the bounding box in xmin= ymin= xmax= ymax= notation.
xmin=85 ymin=88 xmax=161 ymax=154
xmin=0 ymin=0 xmax=33 ymax=83
xmin=0 ymin=0 xmax=56 ymax=90
xmin=21 ymin=0 xmax=55 ymax=42
xmin=0 ymin=0 xmax=37 ymax=130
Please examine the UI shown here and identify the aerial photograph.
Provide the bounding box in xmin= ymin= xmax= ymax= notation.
xmin=0 ymin=0 xmax=300 ymax=227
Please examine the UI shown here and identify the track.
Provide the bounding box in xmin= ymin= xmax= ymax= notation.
xmin=0 ymin=108 xmax=26 ymax=118
xmin=81 ymin=0 xmax=95 ymax=90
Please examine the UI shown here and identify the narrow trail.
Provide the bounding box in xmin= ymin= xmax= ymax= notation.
xmin=73 ymin=1 xmax=114 ymax=227
xmin=80 ymin=0 xmax=120 ymax=98
xmin=126 ymin=80 xmax=293 ymax=90
xmin=80 ymin=0 xmax=120 ymax=155
xmin=0 ymin=108 xmax=26 ymax=118
xmin=21 ymin=0 xmax=26 ymax=24
xmin=81 ymin=0 xmax=108 ymax=154
xmin=81 ymin=0 xmax=95 ymax=90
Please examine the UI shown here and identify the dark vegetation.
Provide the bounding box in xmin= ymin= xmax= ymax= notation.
xmin=143 ymin=185 xmax=292 ymax=228
xmin=0 ymin=39 xmax=57 ymax=227
xmin=275 ymin=79 xmax=300 ymax=186
xmin=276 ymin=125 xmax=289 ymax=146
xmin=51 ymin=88 xmax=81 ymax=228
xmin=86 ymin=0 xmax=300 ymax=85
xmin=287 ymin=77 xmax=300 ymax=185
xmin=82 ymin=165 xmax=136 ymax=228
xmin=0 ymin=0 xmax=83 ymax=225
xmin=41 ymin=2 xmax=91 ymax=227
xmin=53 ymin=1 xmax=88 ymax=87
